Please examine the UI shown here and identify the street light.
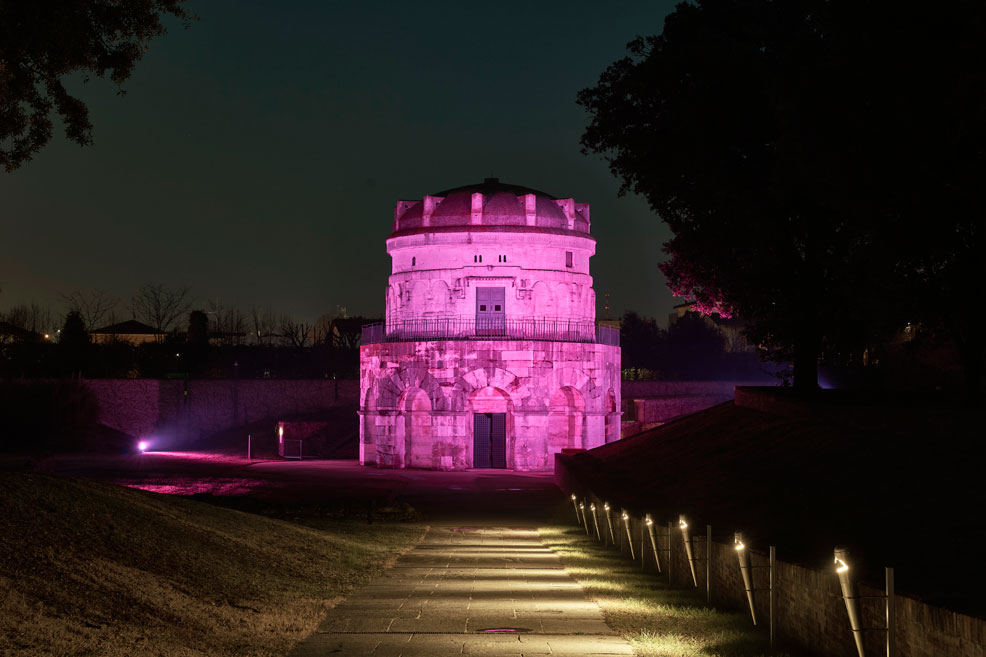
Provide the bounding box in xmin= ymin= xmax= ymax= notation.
xmin=603 ymin=502 xmax=616 ymax=544
xmin=645 ymin=514 xmax=662 ymax=573
xmin=621 ymin=510 xmax=635 ymax=559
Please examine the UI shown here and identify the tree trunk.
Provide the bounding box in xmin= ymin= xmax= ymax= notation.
xmin=792 ymin=331 xmax=820 ymax=392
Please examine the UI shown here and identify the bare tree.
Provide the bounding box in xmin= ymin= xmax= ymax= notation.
xmin=207 ymin=300 xmax=246 ymax=346
xmin=2 ymin=302 xmax=53 ymax=337
xmin=131 ymin=283 xmax=191 ymax=331
xmin=278 ymin=314 xmax=313 ymax=348
xmin=61 ymin=289 xmax=117 ymax=330
xmin=250 ymin=306 xmax=278 ymax=346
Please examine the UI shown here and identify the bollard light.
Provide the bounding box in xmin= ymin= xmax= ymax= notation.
xmin=603 ymin=502 xmax=616 ymax=544
xmin=589 ymin=503 xmax=601 ymax=540
xmin=734 ymin=531 xmax=757 ymax=625
xmin=645 ymin=514 xmax=662 ymax=573
xmin=679 ymin=514 xmax=698 ymax=587
xmin=571 ymin=493 xmax=580 ymax=524
xmin=834 ymin=547 xmax=866 ymax=657
xmin=580 ymin=502 xmax=591 ymax=535
xmin=621 ymin=510 xmax=636 ymax=559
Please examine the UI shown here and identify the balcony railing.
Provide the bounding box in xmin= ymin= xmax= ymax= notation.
xmin=362 ymin=318 xmax=620 ymax=346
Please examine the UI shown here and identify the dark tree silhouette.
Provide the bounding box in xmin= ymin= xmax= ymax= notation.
xmin=619 ymin=311 xmax=662 ymax=375
xmin=131 ymin=283 xmax=191 ymax=332
xmin=579 ymin=0 xmax=986 ymax=396
xmin=187 ymin=310 xmax=208 ymax=346
xmin=0 ymin=0 xmax=191 ymax=171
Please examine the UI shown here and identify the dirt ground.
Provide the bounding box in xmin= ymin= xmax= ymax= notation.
xmin=8 ymin=451 xmax=565 ymax=523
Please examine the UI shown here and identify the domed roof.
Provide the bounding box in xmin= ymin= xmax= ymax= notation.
xmin=392 ymin=178 xmax=591 ymax=236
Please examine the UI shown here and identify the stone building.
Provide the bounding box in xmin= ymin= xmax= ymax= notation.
xmin=359 ymin=179 xmax=621 ymax=470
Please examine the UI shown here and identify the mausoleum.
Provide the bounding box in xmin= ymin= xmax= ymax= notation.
xmin=359 ymin=179 xmax=621 ymax=470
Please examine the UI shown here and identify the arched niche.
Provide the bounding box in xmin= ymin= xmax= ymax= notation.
xmin=604 ymin=388 xmax=620 ymax=443
xmin=398 ymin=387 xmax=433 ymax=469
xmin=547 ymin=386 xmax=585 ymax=455
xmin=468 ymin=386 xmax=514 ymax=469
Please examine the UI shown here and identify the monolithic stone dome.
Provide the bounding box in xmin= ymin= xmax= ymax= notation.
xmin=392 ymin=178 xmax=591 ymax=235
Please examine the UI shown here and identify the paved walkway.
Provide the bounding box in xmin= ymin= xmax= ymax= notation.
xmin=290 ymin=524 xmax=632 ymax=657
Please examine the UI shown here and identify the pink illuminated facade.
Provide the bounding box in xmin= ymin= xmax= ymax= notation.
xmin=359 ymin=179 xmax=621 ymax=470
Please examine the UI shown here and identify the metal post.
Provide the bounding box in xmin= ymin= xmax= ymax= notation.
xmin=247 ymin=433 xmax=252 ymax=460
xmin=571 ymin=494 xmax=580 ymax=525
xmin=769 ymin=546 xmax=776 ymax=652
xmin=706 ymin=525 xmax=712 ymax=604
xmin=887 ymin=567 xmax=895 ymax=657
xmin=667 ymin=521 xmax=673 ymax=587
xmin=641 ymin=517 xmax=646 ymax=571
xmin=581 ymin=502 xmax=592 ymax=536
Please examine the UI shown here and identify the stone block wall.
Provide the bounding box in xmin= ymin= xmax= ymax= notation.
xmin=83 ymin=378 xmax=358 ymax=442
xmin=360 ymin=339 xmax=621 ymax=470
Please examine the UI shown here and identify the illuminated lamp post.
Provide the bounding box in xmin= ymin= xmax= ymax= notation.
xmin=734 ymin=532 xmax=756 ymax=625
xmin=580 ymin=501 xmax=591 ymax=535
xmin=645 ymin=515 xmax=662 ymax=573
xmin=603 ymin=503 xmax=616 ymax=545
xmin=621 ymin=509 xmax=636 ymax=559
xmin=589 ymin=503 xmax=602 ymax=541
xmin=570 ymin=493 xmax=580 ymax=524
xmin=834 ymin=547 xmax=896 ymax=657
xmin=679 ymin=515 xmax=698 ymax=587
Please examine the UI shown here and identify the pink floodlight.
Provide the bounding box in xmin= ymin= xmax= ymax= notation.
xmin=138 ymin=440 xmax=149 ymax=452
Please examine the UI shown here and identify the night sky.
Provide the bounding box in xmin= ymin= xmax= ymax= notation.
xmin=0 ymin=0 xmax=679 ymax=327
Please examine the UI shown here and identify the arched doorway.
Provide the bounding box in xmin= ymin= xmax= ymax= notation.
xmin=469 ymin=386 xmax=511 ymax=468
xmin=399 ymin=388 xmax=433 ymax=469
xmin=548 ymin=386 xmax=585 ymax=457
xmin=605 ymin=389 xmax=619 ymax=443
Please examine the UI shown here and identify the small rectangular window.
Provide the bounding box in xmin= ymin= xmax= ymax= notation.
xmin=494 ymin=305 xmax=501 ymax=311
xmin=479 ymin=255 xmax=482 ymax=263
xmin=412 ymin=257 xmax=416 ymax=266
xmin=566 ymin=251 xmax=573 ymax=268
xmin=480 ymin=305 xmax=487 ymax=311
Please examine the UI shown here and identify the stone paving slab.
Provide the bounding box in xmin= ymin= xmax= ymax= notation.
xmin=289 ymin=525 xmax=633 ymax=656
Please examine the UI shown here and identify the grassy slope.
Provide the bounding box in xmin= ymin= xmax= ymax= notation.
xmin=0 ymin=473 xmax=425 ymax=657
xmin=540 ymin=525 xmax=805 ymax=657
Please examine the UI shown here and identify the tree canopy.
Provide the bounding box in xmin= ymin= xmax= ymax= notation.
xmin=0 ymin=0 xmax=190 ymax=171
xmin=579 ymin=0 xmax=986 ymax=396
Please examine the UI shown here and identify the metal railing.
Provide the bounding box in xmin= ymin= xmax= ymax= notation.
xmin=362 ymin=318 xmax=620 ymax=346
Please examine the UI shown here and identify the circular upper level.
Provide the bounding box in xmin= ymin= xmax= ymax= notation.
xmin=391 ymin=178 xmax=591 ymax=236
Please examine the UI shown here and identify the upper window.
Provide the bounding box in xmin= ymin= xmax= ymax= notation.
xmin=565 ymin=251 xmax=573 ymax=268
xmin=411 ymin=257 xmax=416 ymax=266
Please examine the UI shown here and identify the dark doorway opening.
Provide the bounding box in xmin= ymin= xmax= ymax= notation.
xmin=473 ymin=412 xmax=506 ymax=468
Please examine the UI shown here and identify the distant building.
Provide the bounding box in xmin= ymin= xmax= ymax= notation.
xmin=359 ymin=178 xmax=621 ymax=471
xmin=91 ymin=319 xmax=166 ymax=345
xmin=0 ymin=321 xmax=41 ymax=343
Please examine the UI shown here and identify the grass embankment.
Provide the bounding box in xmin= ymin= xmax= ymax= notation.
xmin=540 ymin=525 xmax=802 ymax=657
xmin=0 ymin=473 xmax=425 ymax=657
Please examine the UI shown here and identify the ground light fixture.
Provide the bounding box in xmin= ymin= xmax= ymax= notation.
xmin=137 ymin=440 xmax=149 ymax=452
xmin=621 ymin=510 xmax=636 ymax=559
xmin=833 ymin=547 xmax=896 ymax=657
xmin=570 ymin=494 xmax=580 ymax=524
xmin=589 ymin=503 xmax=601 ymax=541
xmin=645 ymin=514 xmax=662 ymax=573
xmin=580 ymin=501 xmax=591 ymax=535
xmin=679 ymin=515 xmax=699 ymax=587
xmin=734 ymin=532 xmax=756 ymax=625
xmin=603 ymin=502 xmax=616 ymax=544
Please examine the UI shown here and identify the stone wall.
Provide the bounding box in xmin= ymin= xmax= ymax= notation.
xmin=621 ymin=380 xmax=773 ymax=437
xmin=559 ymin=464 xmax=986 ymax=657
xmin=84 ymin=379 xmax=358 ymax=442
xmin=360 ymin=339 xmax=621 ymax=470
